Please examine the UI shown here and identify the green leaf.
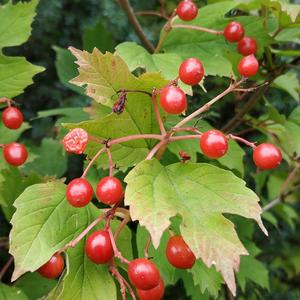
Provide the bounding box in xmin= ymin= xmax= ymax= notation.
xmin=125 ymin=159 xmax=267 ymax=295
xmin=159 ymin=2 xmax=273 ymax=77
xmin=0 ymin=54 xmax=44 ymax=98
xmin=273 ymin=71 xmax=300 ymax=102
xmin=15 ymin=272 xmax=57 ymax=300
xmin=0 ymin=0 xmax=38 ymax=49
xmin=115 ymin=42 xmax=192 ymax=94
xmin=190 ymin=260 xmax=223 ymax=298
xmin=9 ymin=181 xmax=131 ymax=299
xmin=289 ymin=106 xmax=300 ymax=125
xmin=0 ymin=0 xmax=44 ymax=98
xmin=69 ymin=47 xmax=169 ymax=106
xmin=51 ymin=211 xmax=117 ymax=300
xmin=237 ymin=0 xmax=300 ymax=27
xmin=23 ymin=138 xmax=67 ymax=177
xmin=83 ymin=20 xmax=116 ymax=53
xmin=236 ymin=241 xmax=269 ymax=292
xmin=182 ymin=272 xmax=211 ymax=300
xmin=9 ymin=181 xmax=91 ymax=280
xmin=0 ymin=283 xmax=28 ymax=300
xmin=0 ymin=167 xmax=43 ymax=220
xmin=69 ymin=47 xmax=138 ymax=105
xmin=53 ymin=47 xmax=84 ymax=94
xmin=65 ymin=70 xmax=168 ymax=169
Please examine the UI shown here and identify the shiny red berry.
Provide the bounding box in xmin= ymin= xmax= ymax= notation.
xmin=137 ymin=278 xmax=165 ymax=300
xmin=2 ymin=107 xmax=23 ymax=129
xmin=253 ymin=143 xmax=282 ymax=170
xmin=66 ymin=178 xmax=93 ymax=207
xmin=237 ymin=37 xmax=257 ymax=56
xmin=200 ymin=130 xmax=228 ymax=159
xmin=224 ymin=21 xmax=245 ymax=43
xmin=179 ymin=58 xmax=204 ymax=86
xmin=166 ymin=236 xmax=196 ymax=269
xmin=38 ymin=253 xmax=64 ymax=279
xmin=96 ymin=176 xmax=123 ymax=205
xmin=63 ymin=128 xmax=88 ymax=154
xmin=238 ymin=54 xmax=259 ymax=77
xmin=85 ymin=230 xmax=114 ymax=264
xmin=160 ymin=86 xmax=187 ymax=115
xmin=177 ymin=0 xmax=198 ymax=21
xmin=128 ymin=258 xmax=160 ymax=290
xmin=3 ymin=143 xmax=28 ymax=166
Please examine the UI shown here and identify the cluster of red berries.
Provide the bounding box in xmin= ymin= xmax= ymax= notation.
xmin=199 ymin=129 xmax=282 ymax=170
xmin=1 ymin=103 xmax=28 ymax=167
xmin=37 ymin=234 xmax=196 ymax=300
xmin=176 ymin=0 xmax=259 ymax=78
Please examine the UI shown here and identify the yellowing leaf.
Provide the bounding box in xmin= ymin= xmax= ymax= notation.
xmin=125 ymin=159 xmax=267 ymax=295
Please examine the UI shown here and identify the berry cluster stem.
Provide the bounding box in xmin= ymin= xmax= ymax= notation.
xmin=171 ymin=24 xmax=223 ymax=35
xmin=174 ymin=77 xmax=247 ymax=129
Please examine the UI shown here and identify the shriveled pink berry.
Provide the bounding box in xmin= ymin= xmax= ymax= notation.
xmin=63 ymin=128 xmax=89 ymax=154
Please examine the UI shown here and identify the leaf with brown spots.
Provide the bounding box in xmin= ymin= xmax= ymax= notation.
xmin=125 ymin=159 xmax=267 ymax=296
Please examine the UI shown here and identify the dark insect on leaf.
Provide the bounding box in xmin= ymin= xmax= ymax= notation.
xmin=179 ymin=151 xmax=191 ymax=163
xmin=113 ymin=92 xmax=127 ymax=114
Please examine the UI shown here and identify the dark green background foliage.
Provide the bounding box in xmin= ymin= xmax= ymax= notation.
xmin=0 ymin=0 xmax=300 ymax=299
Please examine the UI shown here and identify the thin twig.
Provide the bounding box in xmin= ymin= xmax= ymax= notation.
xmin=170 ymin=135 xmax=201 ymax=141
xmin=106 ymin=147 xmax=114 ymax=177
xmin=154 ymin=9 xmax=176 ymax=53
xmin=118 ymin=0 xmax=155 ymax=53
xmin=0 ymin=256 xmax=14 ymax=280
xmin=107 ymin=227 xmax=130 ymax=265
xmin=146 ymin=140 xmax=167 ymax=160
xmin=144 ymin=236 xmax=151 ymax=259
xmin=135 ymin=10 xmax=167 ymax=19
xmin=152 ymin=90 xmax=166 ymax=135
xmin=81 ymin=147 xmax=106 ymax=178
xmin=228 ymin=134 xmax=257 ymax=148
xmin=171 ymin=24 xmax=223 ymax=35
xmin=58 ymin=213 xmax=106 ymax=253
xmin=263 ymin=165 xmax=300 ymax=212
xmin=174 ymin=78 xmax=247 ymax=129
xmin=114 ymin=214 xmax=131 ymax=240
xmin=109 ymin=263 xmax=127 ymax=300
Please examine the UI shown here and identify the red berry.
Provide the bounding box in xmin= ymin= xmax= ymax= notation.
xmin=177 ymin=0 xmax=198 ymax=21
xmin=96 ymin=176 xmax=123 ymax=205
xmin=66 ymin=178 xmax=93 ymax=207
xmin=237 ymin=37 xmax=257 ymax=56
xmin=63 ymin=128 xmax=88 ymax=154
xmin=253 ymin=143 xmax=282 ymax=170
xmin=200 ymin=130 xmax=228 ymax=159
xmin=224 ymin=21 xmax=245 ymax=43
xmin=128 ymin=258 xmax=160 ymax=290
xmin=2 ymin=107 xmax=23 ymax=129
xmin=179 ymin=58 xmax=204 ymax=86
xmin=160 ymin=86 xmax=187 ymax=115
xmin=238 ymin=54 xmax=259 ymax=77
xmin=166 ymin=236 xmax=196 ymax=269
xmin=38 ymin=253 xmax=64 ymax=279
xmin=85 ymin=230 xmax=114 ymax=264
xmin=137 ymin=278 xmax=165 ymax=300
xmin=3 ymin=143 xmax=28 ymax=166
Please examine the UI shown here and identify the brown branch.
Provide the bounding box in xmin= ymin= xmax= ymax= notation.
xmin=222 ymin=63 xmax=290 ymax=133
xmin=118 ymin=0 xmax=155 ymax=53
xmin=0 ymin=256 xmax=14 ymax=280
xmin=263 ymin=165 xmax=300 ymax=212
